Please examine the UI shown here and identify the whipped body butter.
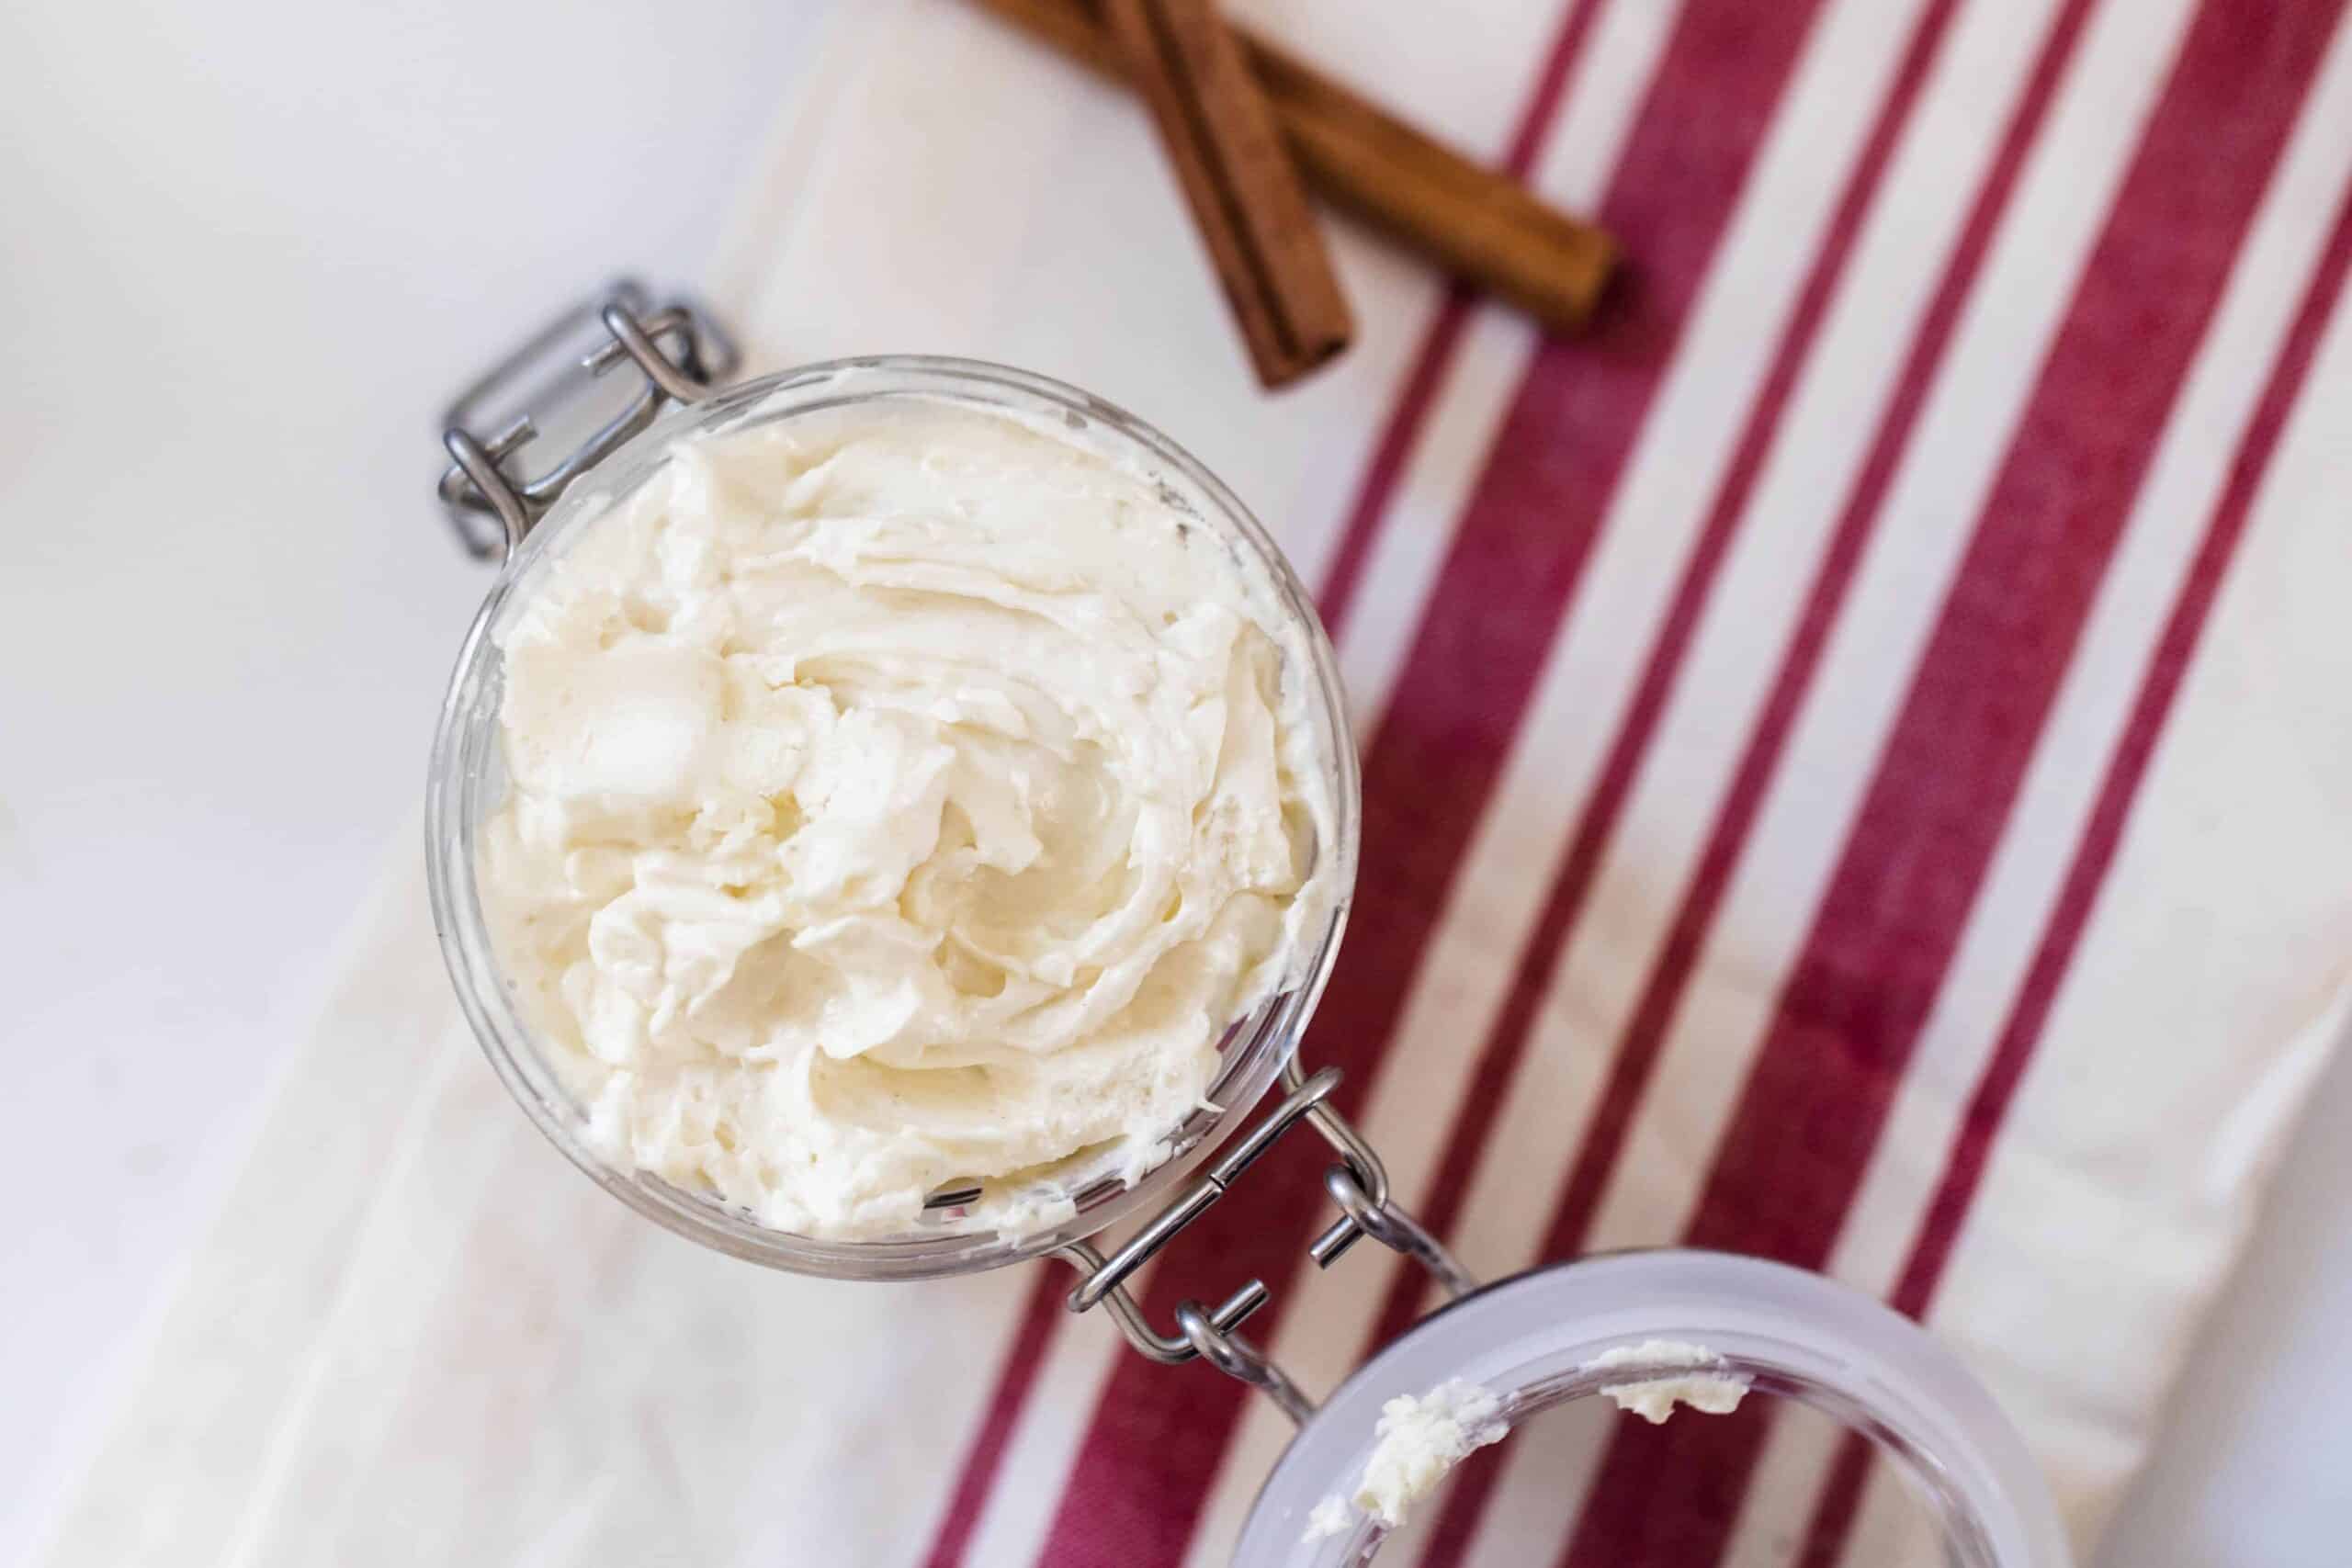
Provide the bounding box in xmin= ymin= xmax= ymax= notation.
xmin=476 ymin=387 xmax=1340 ymax=1243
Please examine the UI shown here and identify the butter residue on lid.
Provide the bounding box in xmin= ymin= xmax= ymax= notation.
xmin=1585 ymin=1338 xmax=1752 ymax=1424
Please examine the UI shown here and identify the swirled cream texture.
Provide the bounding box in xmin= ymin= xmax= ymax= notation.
xmin=481 ymin=395 xmax=1336 ymax=1241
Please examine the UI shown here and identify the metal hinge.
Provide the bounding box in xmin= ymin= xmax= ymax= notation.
xmin=435 ymin=279 xmax=739 ymax=561
xmin=1055 ymin=1060 xmax=1476 ymax=1423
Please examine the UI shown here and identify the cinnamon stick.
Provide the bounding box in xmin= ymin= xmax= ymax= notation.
xmin=1102 ymin=0 xmax=1352 ymax=387
xmin=970 ymin=0 xmax=1617 ymax=333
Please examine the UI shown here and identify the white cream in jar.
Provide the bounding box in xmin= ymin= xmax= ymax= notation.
xmin=479 ymin=394 xmax=1336 ymax=1242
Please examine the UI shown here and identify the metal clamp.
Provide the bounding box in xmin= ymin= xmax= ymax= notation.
xmin=1055 ymin=1061 xmax=1477 ymax=1424
xmin=435 ymin=279 xmax=740 ymax=561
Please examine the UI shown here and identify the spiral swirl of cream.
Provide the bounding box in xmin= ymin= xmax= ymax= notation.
xmin=481 ymin=397 xmax=1334 ymax=1240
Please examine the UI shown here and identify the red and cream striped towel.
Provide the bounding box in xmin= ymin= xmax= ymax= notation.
xmin=42 ymin=0 xmax=2352 ymax=1563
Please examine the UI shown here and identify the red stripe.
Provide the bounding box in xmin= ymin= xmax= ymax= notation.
xmin=916 ymin=1268 xmax=1064 ymax=1568
xmin=1314 ymin=291 xmax=1479 ymax=636
xmin=1358 ymin=0 xmax=1968 ymax=1371
xmin=1408 ymin=0 xmax=2105 ymax=1552
xmin=1318 ymin=0 xmax=1612 ymax=633
xmin=1798 ymin=164 xmax=2352 ymax=1568
xmin=1034 ymin=1 xmax=1840 ymax=1562
xmin=910 ymin=2 xmax=1611 ymax=1561
xmin=1552 ymin=4 xmax=2348 ymax=1565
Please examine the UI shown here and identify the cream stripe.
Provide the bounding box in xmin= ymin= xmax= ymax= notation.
xmin=1338 ymin=305 xmax=1540 ymax=741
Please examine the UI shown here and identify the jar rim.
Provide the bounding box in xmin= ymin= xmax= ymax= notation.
xmin=1236 ymin=1250 xmax=2073 ymax=1566
xmin=424 ymin=355 xmax=1363 ymax=1280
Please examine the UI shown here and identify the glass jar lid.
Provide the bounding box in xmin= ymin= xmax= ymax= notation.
xmin=1237 ymin=1250 xmax=2072 ymax=1566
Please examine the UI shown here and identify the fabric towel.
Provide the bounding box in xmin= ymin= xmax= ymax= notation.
xmin=42 ymin=0 xmax=2352 ymax=1563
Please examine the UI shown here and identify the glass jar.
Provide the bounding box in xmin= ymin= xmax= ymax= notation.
xmin=427 ymin=288 xmax=2072 ymax=1566
xmin=427 ymin=344 xmax=1361 ymax=1281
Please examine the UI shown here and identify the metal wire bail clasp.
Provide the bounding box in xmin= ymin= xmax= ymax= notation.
xmin=1055 ymin=1061 xmax=1478 ymax=1424
xmin=435 ymin=279 xmax=741 ymax=561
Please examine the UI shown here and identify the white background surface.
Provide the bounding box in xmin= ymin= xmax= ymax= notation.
xmin=1 ymin=1 xmax=2344 ymax=1563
